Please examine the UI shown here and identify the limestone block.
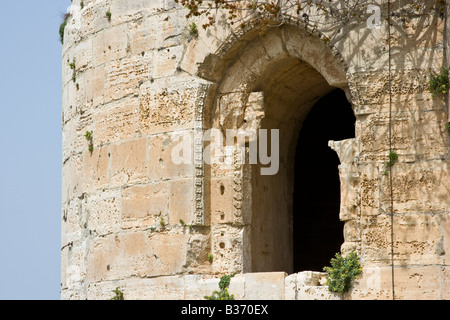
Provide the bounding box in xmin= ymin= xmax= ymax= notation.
xmin=83 ymin=145 xmax=110 ymax=192
xmin=284 ymin=274 xmax=297 ymax=300
xmin=62 ymin=84 xmax=75 ymax=124
xmin=210 ymin=178 xmax=235 ymax=224
xmin=86 ymin=275 xmax=186 ymax=300
xmin=379 ymin=162 xmax=450 ymax=215
xmin=297 ymin=286 xmax=341 ymax=300
xmin=219 ymin=58 xmax=261 ymax=95
xmin=185 ymin=233 xmax=210 ymax=272
xmin=348 ymin=69 xmax=431 ymax=114
xmin=63 ymin=65 xmax=99 ymax=113
xmin=443 ymin=213 xmax=450 ymax=265
xmin=110 ymin=0 xmax=164 ymax=24
xmin=62 ymin=117 xmax=86 ymax=163
xmin=390 ymin=266 xmax=442 ymax=300
xmin=346 ymin=265 xmax=392 ymax=300
xmin=93 ymin=96 xmax=140 ymax=146
xmin=147 ymin=233 xmax=188 ymax=276
xmin=122 ymin=182 xmax=169 ymax=229
xmin=85 ymin=65 xmax=106 ymax=108
xmin=297 ymin=271 xmax=327 ymax=286
xmin=219 ymin=93 xmax=246 ymax=130
xmin=62 ymin=155 xmax=83 ymax=204
xmin=169 ymin=179 xmax=195 ymax=225
xmin=104 ymin=55 xmax=152 ymax=103
xmin=361 ymin=213 xmax=445 ymax=265
xmin=344 ymin=220 xmax=360 ymax=243
xmin=86 ymin=189 xmax=121 ymax=236
xmin=110 ymin=138 xmax=148 ymax=187
xmin=228 ymin=273 xmax=246 ymax=300
xmin=180 ymin=37 xmax=212 ymax=77
xmin=230 ymin=37 xmax=272 ymax=82
xmin=124 ymin=276 xmax=186 ymax=300
xmin=62 ymin=198 xmax=83 ymax=246
xmin=152 ymin=45 xmax=184 ymax=79
xmin=240 ymin=92 xmax=265 ymax=136
xmin=340 ymin=241 xmax=359 ymax=256
xmin=184 ymin=275 xmax=219 ymax=300
xmin=413 ymin=110 xmax=449 ymax=160
xmin=62 ymin=241 xmax=88 ymax=299
xmin=78 ymin=0 xmax=112 ymax=36
xmin=92 ymin=23 xmax=129 ymax=67
xmin=73 ymin=37 xmax=92 ymax=72
xmin=442 ymin=267 xmax=450 ymax=300
xmin=129 ymin=11 xmax=185 ymax=56
xmin=148 ymin=131 xmax=195 ymax=181
xmin=244 ymin=272 xmax=286 ymax=300
xmin=63 ymin=49 xmax=75 ymax=86
xmin=359 ymin=164 xmax=381 ymax=217
xmin=138 ymin=79 xmax=197 ymax=135
xmin=87 ymin=231 xmax=149 ymax=282
xmin=282 ymin=26 xmax=347 ymax=87
xmin=211 ymin=225 xmax=244 ymax=274
xmin=358 ymin=112 xmax=416 ymax=163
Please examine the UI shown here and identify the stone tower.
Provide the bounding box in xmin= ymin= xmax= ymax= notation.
xmin=62 ymin=0 xmax=450 ymax=299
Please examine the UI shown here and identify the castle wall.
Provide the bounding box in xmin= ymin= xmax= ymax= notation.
xmin=62 ymin=0 xmax=450 ymax=299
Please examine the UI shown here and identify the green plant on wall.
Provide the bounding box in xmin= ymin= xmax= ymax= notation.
xmin=59 ymin=13 xmax=71 ymax=44
xmin=189 ymin=22 xmax=199 ymax=38
xmin=69 ymin=58 xmax=76 ymax=83
xmin=110 ymin=287 xmax=124 ymax=300
xmin=85 ymin=130 xmax=94 ymax=153
xmin=386 ymin=150 xmax=398 ymax=168
xmin=428 ymin=67 xmax=449 ymax=98
xmin=204 ymin=274 xmax=236 ymax=300
xmin=323 ymin=252 xmax=362 ymax=295
xmin=446 ymin=122 xmax=450 ymax=133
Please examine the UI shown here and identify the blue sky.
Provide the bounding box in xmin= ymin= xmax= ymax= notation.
xmin=0 ymin=0 xmax=71 ymax=299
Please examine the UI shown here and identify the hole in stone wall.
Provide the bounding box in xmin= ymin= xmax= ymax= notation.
xmin=220 ymin=184 xmax=225 ymax=195
xmin=293 ymin=89 xmax=355 ymax=272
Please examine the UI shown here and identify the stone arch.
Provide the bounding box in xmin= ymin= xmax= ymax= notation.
xmin=201 ymin=24 xmax=357 ymax=274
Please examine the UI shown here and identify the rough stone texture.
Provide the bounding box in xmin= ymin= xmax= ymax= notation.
xmin=62 ymin=0 xmax=450 ymax=299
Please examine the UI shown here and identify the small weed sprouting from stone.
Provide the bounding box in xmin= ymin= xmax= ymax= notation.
xmin=189 ymin=22 xmax=199 ymax=38
xmin=110 ymin=287 xmax=124 ymax=300
xmin=323 ymin=252 xmax=362 ymax=295
xmin=84 ymin=131 xmax=94 ymax=153
xmin=69 ymin=58 xmax=76 ymax=82
xmin=428 ymin=67 xmax=449 ymax=98
xmin=59 ymin=12 xmax=71 ymax=44
xmin=386 ymin=150 xmax=398 ymax=168
xmin=159 ymin=216 xmax=166 ymax=228
xmin=204 ymin=274 xmax=236 ymax=300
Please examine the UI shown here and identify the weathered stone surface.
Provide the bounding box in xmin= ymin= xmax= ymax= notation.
xmin=245 ymin=272 xmax=286 ymax=300
xmin=62 ymin=0 xmax=450 ymax=300
xmin=109 ymin=138 xmax=148 ymax=187
xmin=93 ymin=96 xmax=140 ymax=146
xmin=82 ymin=145 xmax=109 ymax=192
xmin=138 ymin=78 xmax=198 ymax=135
xmin=122 ymin=182 xmax=169 ymax=229
xmin=148 ymin=131 xmax=195 ymax=180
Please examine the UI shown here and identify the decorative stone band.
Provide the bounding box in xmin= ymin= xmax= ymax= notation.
xmin=193 ymin=84 xmax=209 ymax=226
